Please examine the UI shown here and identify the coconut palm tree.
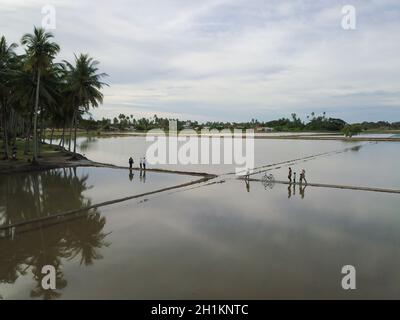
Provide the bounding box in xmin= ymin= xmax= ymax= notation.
xmin=21 ymin=27 xmax=60 ymax=163
xmin=0 ymin=36 xmax=18 ymax=159
xmin=64 ymin=54 xmax=108 ymax=158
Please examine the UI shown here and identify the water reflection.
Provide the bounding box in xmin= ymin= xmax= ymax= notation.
xmin=245 ymin=179 xmax=307 ymax=199
xmin=0 ymin=168 xmax=94 ymax=227
xmin=78 ymin=136 xmax=98 ymax=153
xmin=139 ymin=169 xmax=146 ymax=183
xmin=129 ymin=169 xmax=134 ymax=181
xmin=0 ymin=168 xmax=110 ymax=299
xmin=0 ymin=210 xmax=109 ymax=299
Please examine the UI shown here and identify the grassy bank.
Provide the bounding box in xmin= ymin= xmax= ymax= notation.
xmin=0 ymin=138 xmax=88 ymax=174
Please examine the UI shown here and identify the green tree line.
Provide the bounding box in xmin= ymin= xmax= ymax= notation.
xmin=0 ymin=27 xmax=108 ymax=162
xmin=79 ymin=111 xmax=400 ymax=134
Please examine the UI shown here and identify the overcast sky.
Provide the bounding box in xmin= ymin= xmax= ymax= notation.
xmin=1 ymin=0 xmax=399 ymax=122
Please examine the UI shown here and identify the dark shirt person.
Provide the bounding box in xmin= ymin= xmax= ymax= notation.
xmin=129 ymin=157 xmax=133 ymax=169
xmin=142 ymin=157 xmax=147 ymax=170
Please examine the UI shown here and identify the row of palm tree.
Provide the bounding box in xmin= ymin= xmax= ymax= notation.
xmin=0 ymin=27 xmax=108 ymax=162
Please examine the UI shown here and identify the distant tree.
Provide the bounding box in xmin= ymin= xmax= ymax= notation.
xmin=342 ymin=124 xmax=362 ymax=137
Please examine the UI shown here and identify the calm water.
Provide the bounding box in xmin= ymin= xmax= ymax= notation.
xmin=0 ymin=167 xmax=193 ymax=228
xmin=62 ymin=136 xmax=353 ymax=174
xmin=2 ymin=137 xmax=400 ymax=299
xmin=256 ymin=141 xmax=400 ymax=189
xmin=1 ymin=177 xmax=400 ymax=299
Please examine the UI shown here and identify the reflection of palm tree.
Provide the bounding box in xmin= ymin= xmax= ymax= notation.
xmin=78 ymin=136 xmax=97 ymax=153
xmin=0 ymin=168 xmax=110 ymax=299
xmin=0 ymin=168 xmax=94 ymax=227
xmin=67 ymin=211 xmax=110 ymax=265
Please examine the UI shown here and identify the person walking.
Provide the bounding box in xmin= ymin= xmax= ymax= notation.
xmin=139 ymin=157 xmax=143 ymax=170
xmin=301 ymin=169 xmax=307 ymax=185
xmin=128 ymin=157 xmax=134 ymax=169
xmin=293 ymin=172 xmax=296 ymax=184
xmin=288 ymin=167 xmax=292 ymax=183
xmin=142 ymin=157 xmax=147 ymax=170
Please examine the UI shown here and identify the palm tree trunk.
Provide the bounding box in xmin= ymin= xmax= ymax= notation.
xmin=25 ymin=106 xmax=34 ymax=155
xmin=32 ymin=69 xmax=41 ymax=164
xmin=12 ymin=112 xmax=18 ymax=146
xmin=59 ymin=121 xmax=66 ymax=148
xmin=1 ymin=105 xmax=9 ymax=159
xmin=38 ymin=107 xmax=44 ymax=155
xmin=24 ymin=124 xmax=31 ymax=155
xmin=68 ymin=117 xmax=73 ymax=152
xmin=50 ymin=127 xmax=55 ymax=145
xmin=73 ymin=110 xmax=78 ymax=156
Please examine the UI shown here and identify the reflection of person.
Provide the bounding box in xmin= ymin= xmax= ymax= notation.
xmin=288 ymin=167 xmax=292 ymax=183
xmin=140 ymin=168 xmax=146 ymax=183
xmin=245 ymin=179 xmax=250 ymax=192
xmin=299 ymin=184 xmax=306 ymax=199
xmin=292 ymin=183 xmax=296 ymax=196
xmin=288 ymin=184 xmax=292 ymax=198
xmin=128 ymin=157 xmax=133 ymax=169
xmin=129 ymin=169 xmax=134 ymax=181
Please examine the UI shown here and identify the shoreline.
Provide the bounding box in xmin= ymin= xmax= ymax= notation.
xmin=60 ymin=131 xmax=400 ymax=141
xmin=1 ymin=133 xmax=399 ymax=175
xmin=0 ymin=143 xmax=217 ymax=178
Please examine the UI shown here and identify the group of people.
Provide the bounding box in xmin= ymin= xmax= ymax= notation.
xmin=128 ymin=156 xmax=147 ymax=170
xmin=288 ymin=167 xmax=307 ymax=185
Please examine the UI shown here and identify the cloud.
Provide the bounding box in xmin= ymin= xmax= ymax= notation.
xmin=1 ymin=0 xmax=399 ymax=122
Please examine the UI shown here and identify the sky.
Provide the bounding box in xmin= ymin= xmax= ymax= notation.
xmin=1 ymin=0 xmax=400 ymax=122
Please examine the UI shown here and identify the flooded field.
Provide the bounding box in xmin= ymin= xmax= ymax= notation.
xmin=1 ymin=178 xmax=400 ymax=299
xmin=63 ymin=136 xmax=354 ymax=174
xmin=1 ymin=137 xmax=399 ymax=299
xmin=255 ymin=141 xmax=400 ymax=189
xmin=0 ymin=167 xmax=196 ymax=228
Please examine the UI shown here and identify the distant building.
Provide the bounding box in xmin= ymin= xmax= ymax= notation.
xmin=183 ymin=121 xmax=192 ymax=129
xmin=256 ymin=127 xmax=274 ymax=132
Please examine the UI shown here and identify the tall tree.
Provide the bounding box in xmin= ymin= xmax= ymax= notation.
xmin=0 ymin=36 xmax=18 ymax=159
xmin=64 ymin=54 xmax=107 ymax=157
xmin=21 ymin=27 xmax=60 ymax=163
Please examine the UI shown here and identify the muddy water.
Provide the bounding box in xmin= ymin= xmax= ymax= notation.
xmin=1 ymin=177 xmax=400 ymax=299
